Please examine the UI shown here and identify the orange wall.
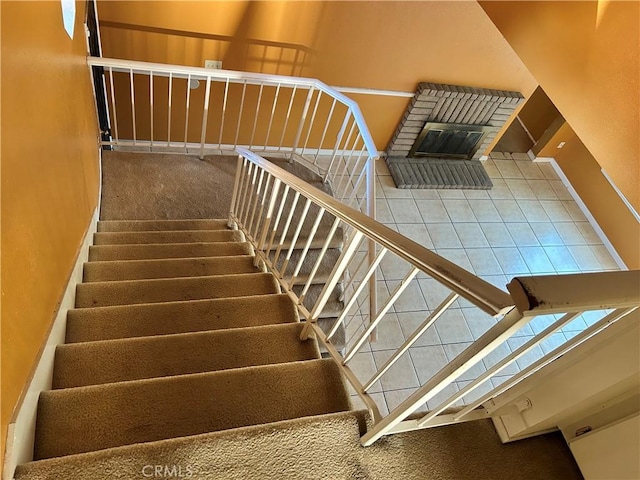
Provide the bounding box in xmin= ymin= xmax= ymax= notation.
xmin=480 ymin=1 xmax=640 ymax=212
xmin=539 ymin=123 xmax=639 ymax=269
xmin=104 ymin=72 xmax=350 ymax=150
xmin=1 ymin=0 xmax=100 ymax=460
xmin=97 ymin=0 xmax=538 ymax=150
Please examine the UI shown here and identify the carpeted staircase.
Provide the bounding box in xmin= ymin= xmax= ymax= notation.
xmin=13 ymin=154 xmax=584 ymax=480
xmin=16 ymin=219 xmax=353 ymax=478
xmin=98 ymin=152 xmax=348 ymax=351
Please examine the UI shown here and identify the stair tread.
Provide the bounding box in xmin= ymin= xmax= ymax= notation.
xmin=93 ymin=229 xmax=243 ymax=245
xmin=272 ymin=225 xmax=344 ymax=250
xmin=97 ymin=219 xmax=229 ymax=232
xmin=54 ymin=323 xmax=320 ymax=389
xmin=83 ymin=255 xmax=260 ymax=282
xmin=75 ymin=272 xmax=280 ymax=308
xmin=18 ymin=411 xmax=365 ymax=480
xmin=66 ymin=294 xmax=299 ymax=343
xmin=89 ymin=241 xmax=253 ymax=261
xmin=316 ymin=317 xmax=346 ymax=351
xmin=35 ymin=359 xmax=351 ymax=459
xmin=270 ymin=247 xmax=341 ymax=284
xmin=293 ymin=283 xmax=343 ymax=318
xmin=254 ymin=197 xmax=344 ymax=250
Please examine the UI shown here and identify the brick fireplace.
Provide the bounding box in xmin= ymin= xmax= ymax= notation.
xmin=386 ymin=83 xmax=524 ymax=189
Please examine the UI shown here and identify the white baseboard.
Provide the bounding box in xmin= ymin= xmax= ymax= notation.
xmin=531 ymin=156 xmax=555 ymax=163
xmin=2 ymin=208 xmax=99 ymax=480
xmin=600 ymin=168 xmax=640 ymax=223
xmin=535 ymin=157 xmax=627 ymax=270
xmin=97 ymin=147 xmax=103 ymax=218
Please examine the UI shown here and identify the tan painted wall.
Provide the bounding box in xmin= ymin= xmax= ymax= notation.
xmin=517 ymin=86 xmax=561 ymax=142
xmin=96 ymin=0 xmax=538 ymax=150
xmin=539 ymin=123 xmax=640 ymax=269
xmin=480 ymin=1 xmax=640 ymax=212
xmin=1 ymin=0 xmax=100 ymax=460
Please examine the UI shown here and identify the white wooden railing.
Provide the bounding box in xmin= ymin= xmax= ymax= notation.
xmin=87 ymin=57 xmax=378 ymax=215
xmin=230 ymin=149 xmax=640 ymax=446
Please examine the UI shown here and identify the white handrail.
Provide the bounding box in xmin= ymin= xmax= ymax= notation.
xmin=236 ymin=148 xmax=513 ymax=316
xmin=506 ymin=271 xmax=640 ymax=315
xmin=229 ymin=149 xmax=640 ymax=446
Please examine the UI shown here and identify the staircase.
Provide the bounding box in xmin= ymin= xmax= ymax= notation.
xmin=16 ymin=219 xmax=354 ymax=479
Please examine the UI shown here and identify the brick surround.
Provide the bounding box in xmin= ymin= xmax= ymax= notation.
xmin=387 ymin=82 xmax=524 ymax=159
xmin=385 ymin=82 xmax=524 ymax=189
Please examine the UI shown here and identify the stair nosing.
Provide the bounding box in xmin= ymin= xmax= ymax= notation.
xmin=89 ymin=241 xmax=250 ymax=249
xmin=76 ymin=271 xmax=272 ymax=287
xmin=96 ymin=220 xmax=232 ymax=233
xmin=68 ymin=292 xmax=293 ymax=314
xmin=58 ymin=322 xmax=306 ymax=349
xmin=44 ymin=358 xmax=333 ymax=395
xmin=95 ymin=229 xmax=237 ymax=235
xmin=98 ymin=219 xmax=228 ymax=222
xmin=21 ymin=410 xmax=362 ymax=469
xmin=84 ymin=255 xmax=255 ymax=267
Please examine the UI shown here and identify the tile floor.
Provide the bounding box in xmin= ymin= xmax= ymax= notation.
xmin=344 ymin=151 xmax=621 ymax=415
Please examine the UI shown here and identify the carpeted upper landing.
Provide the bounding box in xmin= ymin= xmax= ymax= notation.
xmin=100 ymin=151 xmax=329 ymax=221
xmin=101 ymin=152 xmax=237 ymax=220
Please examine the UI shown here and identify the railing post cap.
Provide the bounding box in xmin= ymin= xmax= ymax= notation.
xmin=506 ymin=278 xmax=532 ymax=314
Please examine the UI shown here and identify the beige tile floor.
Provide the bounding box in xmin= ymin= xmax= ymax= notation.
xmin=345 ymin=151 xmax=621 ymax=415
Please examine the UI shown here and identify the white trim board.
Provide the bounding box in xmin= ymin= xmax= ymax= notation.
xmin=107 ymin=142 xmax=388 ymax=158
xmin=533 ymin=156 xmax=627 ymax=271
xmin=2 ymin=208 xmax=99 ymax=480
xmin=97 ymin=147 xmax=103 ymax=218
xmin=516 ymin=116 xmax=536 ymax=144
xmin=333 ymin=86 xmax=414 ymax=98
xmin=601 ymin=168 xmax=640 ymax=223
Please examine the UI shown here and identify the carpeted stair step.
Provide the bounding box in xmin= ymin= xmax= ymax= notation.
xmin=269 ymin=157 xmax=330 ymax=186
xmin=275 ymin=224 xmax=344 ymax=250
xmin=316 ymin=317 xmax=346 ymax=351
xmin=66 ymin=294 xmax=298 ymax=343
xmin=291 ymin=283 xmax=346 ymax=352
xmin=287 ymin=281 xmax=346 ymax=352
xmin=53 ymin=323 xmax=320 ymax=389
xmin=18 ymin=411 xmax=367 ymax=480
xmin=75 ymin=273 xmax=279 ymax=308
xmin=34 ymin=359 xmax=351 ymax=459
xmin=248 ymin=175 xmax=343 ymax=250
xmin=255 ymin=194 xmax=344 ymax=250
xmin=270 ymin=247 xmax=341 ymax=284
xmin=97 ymin=219 xmax=229 ymax=232
xmin=83 ymin=256 xmax=260 ymax=282
xmin=293 ymin=283 xmax=343 ymax=319
xmin=88 ymin=241 xmax=253 ymax=261
xmin=93 ymin=229 xmax=243 ymax=245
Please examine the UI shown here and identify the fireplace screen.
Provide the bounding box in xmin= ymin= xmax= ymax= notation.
xmin=409 ymin=122 xmax=492 ymax=160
